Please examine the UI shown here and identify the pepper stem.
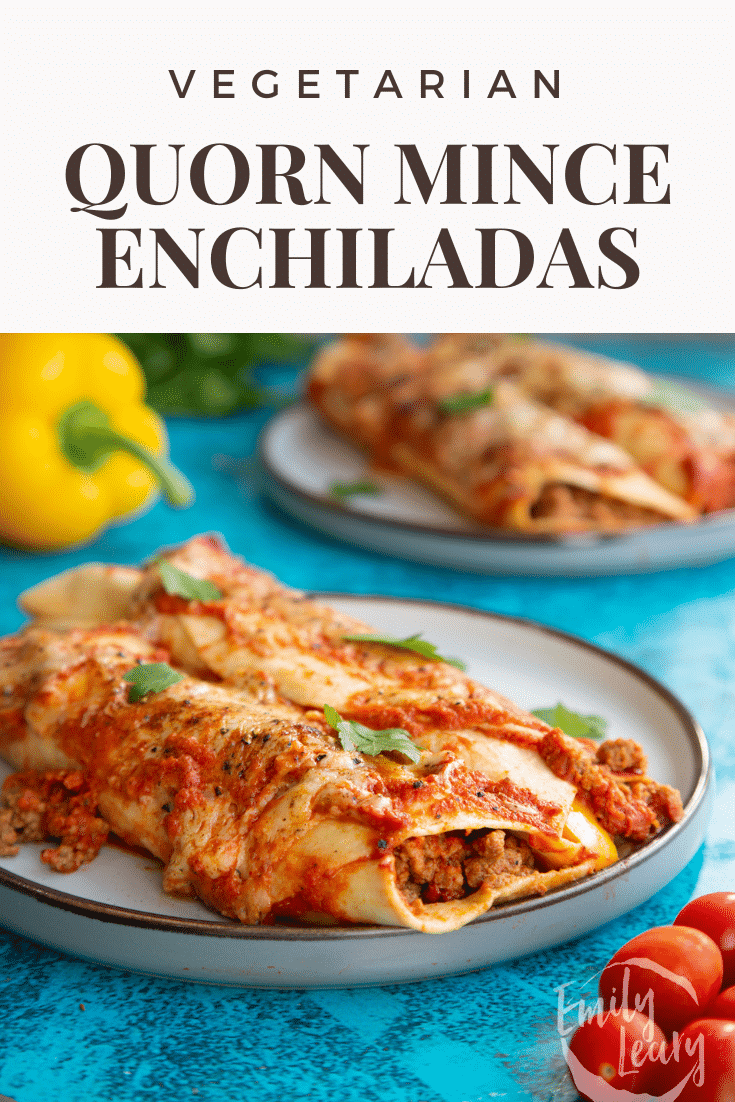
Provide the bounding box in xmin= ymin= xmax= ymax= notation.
xmin=57 ymin=400 xmax=194 ymax=508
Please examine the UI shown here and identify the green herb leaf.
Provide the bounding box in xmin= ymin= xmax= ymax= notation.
xmin=641 ymin=381 xmax=707 ymax=416
xmin=157 ymin=559 xmax=222 ymax=601
xmin=116 ymin=333 xmax=313 ymax=417
xmin=329 ymin=480 xmax=383 ymax=500
xmin=532 ymin=703 xmax=608 ymax=741
xmin=324 ymin=705 xmax=421 ymax=764
xmin=123 ymin=663 xmax=185 ymax=703
xmin=343 ymin=632 xmax=466 ymax=671
xmin=438 ymin=386 xmax=495 ymax=416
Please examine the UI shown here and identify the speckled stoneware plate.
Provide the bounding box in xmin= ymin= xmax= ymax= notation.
xmin=260 ymin=383 xmax=735 ymax=576
xmin=0 ymin=598 xmax=711 ymax=989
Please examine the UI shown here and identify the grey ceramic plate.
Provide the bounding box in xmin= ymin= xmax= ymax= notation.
xmin=260 ymin=386 xmax=735 ymax=576
xmin=0 ymin=598 xmax=711 ymax=988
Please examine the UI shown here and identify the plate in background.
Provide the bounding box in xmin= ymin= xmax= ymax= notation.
xmin=260 ymin=382 xmax=735 ymax=576
xmin=0 ymin=598 xmax=711 ymax=988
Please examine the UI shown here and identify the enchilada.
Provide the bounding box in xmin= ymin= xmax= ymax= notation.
xmin=6 ymin=537 xmax=683 ymax=933
xmin=308 ymin=336 xmax=695 ymax=532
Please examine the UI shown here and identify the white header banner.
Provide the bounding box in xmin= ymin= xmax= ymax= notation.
xmin=2 ymin=10 xmax=732 ymax=331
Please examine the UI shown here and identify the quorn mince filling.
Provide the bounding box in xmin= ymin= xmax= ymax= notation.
xmin=394 ymin=829 xmax=535 ymax=905
xmin=529 ymin=483 xmax=666 ymax=529
xmin=0 ymin=769 xmax=109 ymax=871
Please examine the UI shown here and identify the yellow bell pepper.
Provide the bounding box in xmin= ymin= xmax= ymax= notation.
xmin=563 ymin=800 xmax=618 ymax=871
xmin=528 ymin=799 xmax=618 ymax=872
xmin=0 ymin=333 xmax=194 ymax=550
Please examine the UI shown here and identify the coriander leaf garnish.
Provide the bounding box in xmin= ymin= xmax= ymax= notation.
xmin=342 ymin=632 xmax=466 ymax=671
xmin=329 ymin=480 xmax=382 ymax=499
xmin=123 ymin=663 xmax=185 ymax=703
xmin=438 ymin=387 xmax=495 ymax=417
xmin=641 ymin=381 xmax=707 ymax=416
xmin=532 ymin=703 xmax=608 ymax=741
xmin=157 ymin=559 xmax=222 ymax=600
xmin=324 ymin=705 xmax=421 ymax=764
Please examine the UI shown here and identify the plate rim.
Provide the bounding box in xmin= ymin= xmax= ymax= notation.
xmin=259 ymin=390 xmax=735 ymax=547
xmin=0 ymin=597 xmax=711 ymax=942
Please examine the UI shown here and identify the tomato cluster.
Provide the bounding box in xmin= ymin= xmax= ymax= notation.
xmin=567 ymin=892 xmax=735 ymax=1100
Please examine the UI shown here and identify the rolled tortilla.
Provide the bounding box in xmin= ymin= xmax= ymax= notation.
xmin=1 ymin=622 xmax=594 ymax=931
xmin=17 ymin=537 xmax=681 ymax=864
xmin=440 ymin=335 xmax=735 ymax=514
xmin=307 ymin=336 xmax=695 ymax=532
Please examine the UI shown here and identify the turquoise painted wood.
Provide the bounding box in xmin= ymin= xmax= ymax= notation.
xmin=1 ymin=337 xmax=733 ymax=1102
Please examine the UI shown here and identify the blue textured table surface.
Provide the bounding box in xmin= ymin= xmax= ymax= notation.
xmin=1 ymin=336 xmax=734 ymax=1102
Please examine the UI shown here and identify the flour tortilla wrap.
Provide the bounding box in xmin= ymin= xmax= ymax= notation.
xmin=1 ymin=624 xmax=590 ymax=932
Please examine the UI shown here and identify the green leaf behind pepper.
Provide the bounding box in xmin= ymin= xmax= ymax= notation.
xmin=117 ymin=333 xmax=313 ymax=416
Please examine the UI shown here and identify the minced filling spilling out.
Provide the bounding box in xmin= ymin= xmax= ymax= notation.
xmin=394 ymin=829 xmax=535 ymax=905
xmin=0 ymin=769 xmax=108 ymax=872
xmin=530 ymin=483 xmax=664 ymax=529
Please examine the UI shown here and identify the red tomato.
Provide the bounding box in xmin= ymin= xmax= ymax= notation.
xmin=706 ymin=985 xmax=735 ymax=1022
xmin=656 ymin=1017 xmax=735 ymax=1101
xmin=598 ymin=926 xmax=723 ymax=1036
xmin=676 ymin=893 xmax=735 ymax=989
xmin=567 ymin=1009 xmax=666 ymax=1099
